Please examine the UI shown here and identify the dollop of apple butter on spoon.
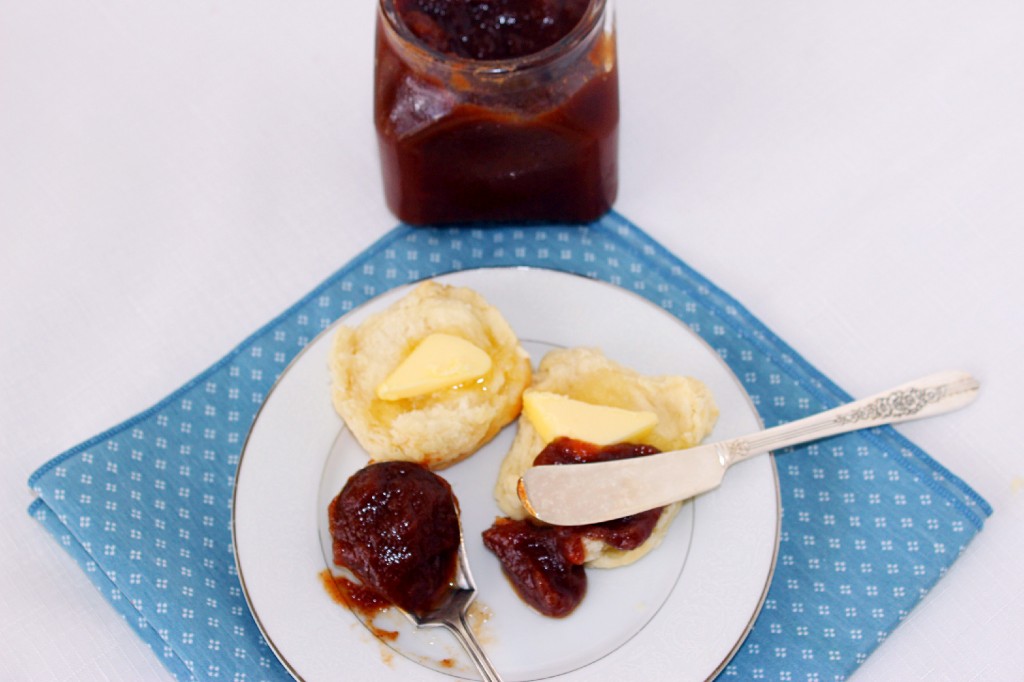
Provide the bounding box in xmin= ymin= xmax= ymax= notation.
xmin=329 ymin=461 xmax=503 ymax=682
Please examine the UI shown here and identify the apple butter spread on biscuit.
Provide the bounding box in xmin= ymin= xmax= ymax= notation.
xmin=484 ymin=347 xmax=718 ymax=616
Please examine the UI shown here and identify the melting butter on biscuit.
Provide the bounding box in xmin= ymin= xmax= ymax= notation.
xmin=522 ymin=390 xmax=658 ymax=445
xmin=376 ymin=333 xmax=493 ymax=401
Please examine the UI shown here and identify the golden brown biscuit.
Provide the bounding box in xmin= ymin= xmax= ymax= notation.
xmin=494 ymin=347 xmax=718 ymax=567
xmin=330 ymin=281 xmax=532 ymax=469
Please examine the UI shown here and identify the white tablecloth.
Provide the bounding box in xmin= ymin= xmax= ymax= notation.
xmin=2 ymin=0 xmax=1022 ymax=679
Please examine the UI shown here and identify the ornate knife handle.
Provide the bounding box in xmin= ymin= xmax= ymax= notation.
xmin=722 ymin=371 xmax=980 ymax=466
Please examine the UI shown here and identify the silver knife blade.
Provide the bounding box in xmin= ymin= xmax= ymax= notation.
xmin=518 ymin=441 xmax=730 ymax=526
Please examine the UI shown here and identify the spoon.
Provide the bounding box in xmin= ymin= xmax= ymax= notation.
xmin=327 ymin=459 xmax=504 ymax=682
xmin=398 ymin=524 xmax=504 ymax=682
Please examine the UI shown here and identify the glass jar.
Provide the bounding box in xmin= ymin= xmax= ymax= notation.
xmin=374 ymin=0 xmax=618 ymax=225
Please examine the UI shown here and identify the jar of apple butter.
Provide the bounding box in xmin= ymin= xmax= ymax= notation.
xmin=374 ymin=0 xmax=618 ymax=225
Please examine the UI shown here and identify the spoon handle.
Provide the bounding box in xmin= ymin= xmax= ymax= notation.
xmin=442 ymin=610 xmax=504 ymax=682
xmin=722 ymin=370 xmax=980 ymax=467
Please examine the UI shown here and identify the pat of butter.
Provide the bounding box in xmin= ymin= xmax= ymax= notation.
xmin=522 ymin=390 xmax=658 ymax=445
xmin=376 ymin=333 xmax=492 ymax=401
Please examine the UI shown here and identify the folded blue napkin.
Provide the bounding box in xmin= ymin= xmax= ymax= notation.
xmin=29 ymin=213 xmax=990 ymax=681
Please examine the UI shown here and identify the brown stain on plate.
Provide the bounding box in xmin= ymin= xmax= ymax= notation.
xmin=319 ymin=569 xmax=398 ymax=641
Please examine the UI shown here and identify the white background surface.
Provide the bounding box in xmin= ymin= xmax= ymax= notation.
xmin=1 ymin=0 xmax=1021 ymax=680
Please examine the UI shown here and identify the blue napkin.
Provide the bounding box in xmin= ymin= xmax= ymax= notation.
xmin=29 ymin=213 xmax=990 ymax=681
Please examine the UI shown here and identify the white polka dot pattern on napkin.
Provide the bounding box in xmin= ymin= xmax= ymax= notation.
xmin=29 ymin=213 xmax=990 ymax=681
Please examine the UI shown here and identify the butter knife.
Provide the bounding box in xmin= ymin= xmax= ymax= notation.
xmin=517 ymin=371 xmax=980 ymax=526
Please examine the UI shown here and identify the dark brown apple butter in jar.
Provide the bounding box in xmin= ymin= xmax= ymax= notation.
xmin=374 ymin=0 xmax=618 ymax=225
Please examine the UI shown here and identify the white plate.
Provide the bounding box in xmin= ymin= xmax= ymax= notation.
xmin=233 ymin=267 xmax=780 ymax=682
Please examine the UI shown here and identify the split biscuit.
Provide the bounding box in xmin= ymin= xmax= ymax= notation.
xmin=494 ymin=347 xmax=718 ymax=567
xmin=330 ymin=281 xmax=532 ymax=469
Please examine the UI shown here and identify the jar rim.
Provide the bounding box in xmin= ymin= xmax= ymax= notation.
xmin=378 ymin=0 xmax=608 ymax=74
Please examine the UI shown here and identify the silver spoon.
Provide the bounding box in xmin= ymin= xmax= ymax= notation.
xmin=325 ymin=454 xmax=504 ymax=681
xmin=398 ymin=524 xmax=504 ymax=682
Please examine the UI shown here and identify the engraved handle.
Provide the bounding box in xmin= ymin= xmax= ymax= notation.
xmin=721 ymin=371 xmax=980 ymax=467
